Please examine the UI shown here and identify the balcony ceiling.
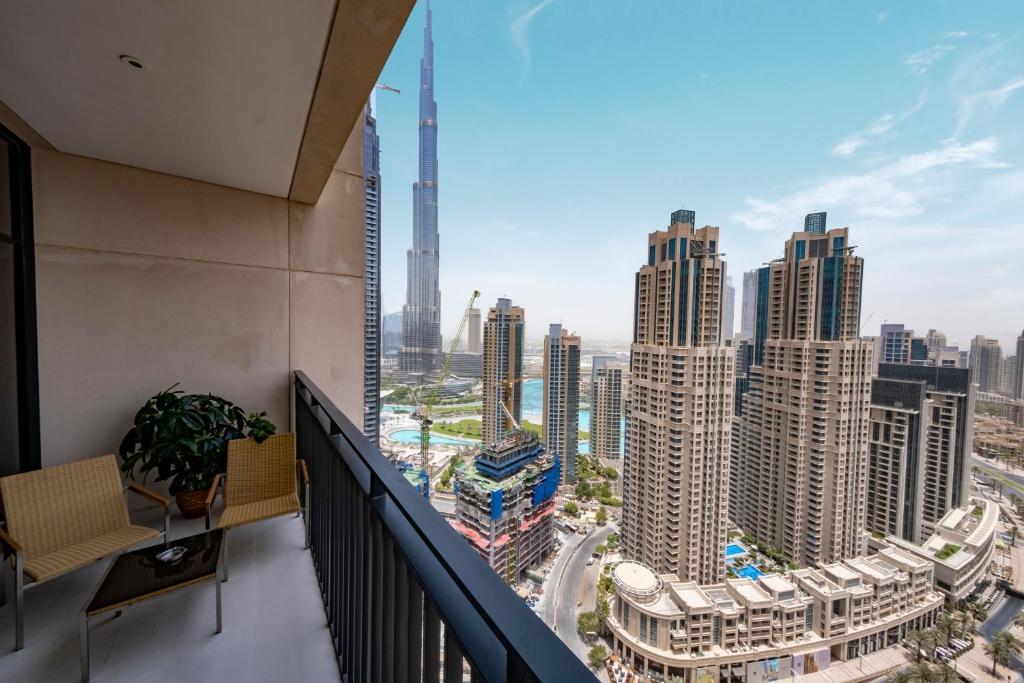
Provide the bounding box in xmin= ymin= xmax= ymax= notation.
xmin=0 ymin=0 xmax=338 ymax=198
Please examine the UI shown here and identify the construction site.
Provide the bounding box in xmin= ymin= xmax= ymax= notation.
xmin=451 ymin=429 xmax=560 ymax=584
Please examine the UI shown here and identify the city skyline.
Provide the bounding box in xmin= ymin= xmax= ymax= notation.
xmin=376 ymin=1 xmax=1024 ymax=350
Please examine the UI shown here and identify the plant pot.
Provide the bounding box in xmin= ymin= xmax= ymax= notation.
xmin=175 ymin=490 xmax=208 ymax=519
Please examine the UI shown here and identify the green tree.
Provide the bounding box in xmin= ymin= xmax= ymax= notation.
xmin=598 ymin=573 xmax=614 ymax=595
xmin=935 ymin=612 xmax=957 ymax=647
xmin=904 ymin=630 xmax=928 ymax=662
xmin=907 ymin=661 xmax=935 ymax=683
xmin=596 ymin=506 xmax=608 ymax=526
xmin=908 ymin=661 xmax=935 ymax=683
xmin=575 ymin=481 xmax=593 ymax=499
xmin=957 ymin=610 xmax=976 ymax=639
xmin=984 ymin=639 xmax=1010 ymax=676
xmin=597 ymin=596 xmax=610 ymax=620
xmin=885 ymin=670 xmax=911 ymax=683
xmin=595 ymin=543 xmax=608 ymax=555
xmin=577 ymin=611 xmax=600 ymax=634
xmin=564 ymin=501 xmax=579 ymax=516
xmin=603 ymin=467 xmax=619 ymax=480
xmin=933 ymin=662 xmax=958 ymax=683
xmin=587 ymin=644 xmax=608 ymax=669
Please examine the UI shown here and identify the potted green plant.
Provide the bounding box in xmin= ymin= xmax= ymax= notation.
xmin=119 ymin=385 xmax=276 ymax=518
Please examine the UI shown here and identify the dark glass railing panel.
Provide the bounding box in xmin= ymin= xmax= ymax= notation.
xmin=294 ymin=371 xmax=594 ymax=683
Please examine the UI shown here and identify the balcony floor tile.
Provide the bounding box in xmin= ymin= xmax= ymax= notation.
xmin=0 ymin=511 xmax=337 ymax=682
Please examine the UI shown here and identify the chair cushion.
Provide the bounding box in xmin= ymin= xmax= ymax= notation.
xmin=218 ymin=493 xmax=300 ymax=529
xmin=24 ymin=525 xmax=160 ymax=581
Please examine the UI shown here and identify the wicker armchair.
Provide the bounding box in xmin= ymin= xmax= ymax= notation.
xmin=204 ymin=433 xmax=308 ymax=578
xmin=0 ymin=454 xmax=170 ymax=650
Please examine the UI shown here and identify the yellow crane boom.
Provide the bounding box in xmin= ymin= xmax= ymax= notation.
xmin=413 ymin=290 xmax=480 ymax=496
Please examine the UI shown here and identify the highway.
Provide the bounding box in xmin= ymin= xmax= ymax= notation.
xmin=536 ymin=523 xmax=616 ymax=660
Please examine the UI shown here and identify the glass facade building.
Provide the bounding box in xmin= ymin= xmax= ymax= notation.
xmin=399 ymin=2 xmax=443 ymax=378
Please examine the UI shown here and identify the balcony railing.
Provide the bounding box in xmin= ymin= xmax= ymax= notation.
xmin=294 ymin=371 xmax=593 ymax=682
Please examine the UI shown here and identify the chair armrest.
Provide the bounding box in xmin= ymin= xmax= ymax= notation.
xmin=204 ymin=474 xmax=224 ymax=532
xmin=297 ymin=460 xmax=309 ymax=485
xmin=0 ymin=525 xmax=23 ymax=556
xmin=205 ymin=474 xmax=224 ymax=508
xmin=126 ymin=484 xmax=170 ymax=508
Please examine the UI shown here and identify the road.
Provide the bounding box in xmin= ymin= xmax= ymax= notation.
xmin=536 ymin=524 xmax=616 ymax=660
xmin=979 ymin=592 xmax=1024 ymax=680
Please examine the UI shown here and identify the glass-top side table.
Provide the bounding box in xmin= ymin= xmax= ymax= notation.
xmin=80 ymin=529 xmax=224 ymax=682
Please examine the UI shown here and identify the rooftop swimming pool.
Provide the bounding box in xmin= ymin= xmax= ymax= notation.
xmin=725 ymin=543 xmax=747 ymax=559
xmin=736 ymin=564 xmax=765 ymax=581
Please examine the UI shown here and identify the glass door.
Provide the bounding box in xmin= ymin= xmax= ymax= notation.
xmin=0 ymin=123 xmax=39 ymax=478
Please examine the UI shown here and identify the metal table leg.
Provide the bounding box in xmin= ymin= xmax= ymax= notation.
xmin=215 ymin=563 xmax=223 ymax=634
xmin=80 ymin=612 xmax=90 ymax=683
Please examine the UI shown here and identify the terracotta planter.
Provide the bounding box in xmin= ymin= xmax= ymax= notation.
xmin=175 ymin=490 xmax=207 ymax=519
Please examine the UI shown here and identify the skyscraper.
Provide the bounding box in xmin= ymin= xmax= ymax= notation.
xmin=804 ymin=211 xmax=827 ymax=234
xmin=723 ymin=276 xmax=735 ymax=342
xmin=591 ymin=356 xmax=625 ymax=460
xmin=867 ymin=364 xmax=975 ymax=542
xmin=399 ymin=2 xmax=442 ymax=380
xmin=881 ymin=323 xmax=913 ymax=364
xmin=969 ymin=335 xmax=1002 ymax=394
xmin=543 ymin=324 xmax=581 ymax=484
xmin=482 ymin=298 xmax=525 ymax=445
xmin=740 ymin=269 xmax=757 ymax=340
xmin=1016 ymin=330 xmax=1024 ymax=400
xmin=381 ymin=311 xmax=403 ymax=356
xmin=732 ymin=221 xmax=872 ymax=567
xmin=363 ymin=100 xmax=381 ymax=445
xmin=467 ymin=307 xmax=482 ymax=353
xmin=622 ymin=210 xmax=734 ymax=584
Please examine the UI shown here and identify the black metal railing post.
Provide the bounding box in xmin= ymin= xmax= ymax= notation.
xmin=293 ymin=371 xmax=594 ymax=683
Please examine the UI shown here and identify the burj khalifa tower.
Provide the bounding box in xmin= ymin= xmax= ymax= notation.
xmin=399 ymin=0 xmax=442 ymax=380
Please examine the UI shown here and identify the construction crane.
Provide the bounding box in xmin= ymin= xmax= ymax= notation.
xmin=412 ymin=290 xmax=481 ymax=498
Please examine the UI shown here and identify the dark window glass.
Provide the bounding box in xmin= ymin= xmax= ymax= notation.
xmin=0 ymin=126 xmax=39 ymax=478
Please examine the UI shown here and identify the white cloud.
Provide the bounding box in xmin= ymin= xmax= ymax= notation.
xmin=956 ymin=77 xmax=1024 ymax=138
xmin=903 ymin=45 xmax=955 ymax=74
xmin=830 ymin=92 xmax=925 ymax=157
xmin=877 ymin=11 xmax=889 ymax=23
xmin=510 ymin=0 xmax=555 ymax=74
xmin=734 ymin=138 xmax=1003 ymax=231
xmin=942 ymin=31 xmax=969 ymax=38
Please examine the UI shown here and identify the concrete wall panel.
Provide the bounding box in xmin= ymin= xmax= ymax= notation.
xmin=32 ymin=149 xmax=289 ymax=269
xmin=35 ymin=246 xmax=290 ymax=468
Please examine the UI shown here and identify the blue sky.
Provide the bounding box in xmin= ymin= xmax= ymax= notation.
xmin=375 ymin=1 xmax=1024 ymax=349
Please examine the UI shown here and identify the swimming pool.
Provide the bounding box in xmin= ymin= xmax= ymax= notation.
xmin=387 ymin=430 xmax=479 ymax=446
xmin=736 ymin=564 xmax=765 ymax=581
xmin=725 ymin=543 xmax=747 ymax=559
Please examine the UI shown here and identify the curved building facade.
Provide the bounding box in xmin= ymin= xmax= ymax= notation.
xmin=606 ymin=554 xmax=943 ymax=682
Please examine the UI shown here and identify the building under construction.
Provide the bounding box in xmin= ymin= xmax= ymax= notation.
xmin=451 ymin=430 xmax=559 ymax=584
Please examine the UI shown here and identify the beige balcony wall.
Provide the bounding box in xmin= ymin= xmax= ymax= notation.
xmin=31 ymin=122 xmax=365 ymax=469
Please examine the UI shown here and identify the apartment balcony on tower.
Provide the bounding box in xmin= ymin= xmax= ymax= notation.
xmin=0 ymin=2 xmax=590 ymax=681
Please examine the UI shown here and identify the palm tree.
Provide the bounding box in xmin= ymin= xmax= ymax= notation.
xmin=905 ymin=630 xmax=927 ymax=662
xmin=1012 ymin=525 xmax=1020 ymax=547
xmin=935 ymin=612 xmax=956 ymax=647
xmin=995 ymin=629 xmax=1022 ymax=656
xmin=933 ymin=662 xmax=958 ymax=683
xmin=908 ymin=660 xmax=935 ymax=683
xmin=1014 ymin=610 xmax=1024 ymax=630
xmin=886 ymin=670 xmax=912 ymax=683
xmin=984 ymin=639 xmax=1010 ymax=676
xmin=958 ymin=610 xmax=977 ymax=640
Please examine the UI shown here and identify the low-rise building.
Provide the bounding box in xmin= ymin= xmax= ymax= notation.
xmin=607 ymin=555 xmax=943 ymax=682
xmin=869 ymin=498 xmax=998 ymax=602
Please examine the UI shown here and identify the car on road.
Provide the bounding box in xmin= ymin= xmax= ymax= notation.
xmin=586 ymin=558 xmax=595 ymax=566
